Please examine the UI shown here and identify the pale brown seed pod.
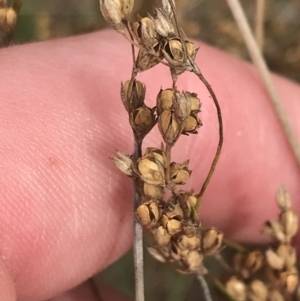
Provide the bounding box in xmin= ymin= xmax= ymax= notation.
xmin=0 ymin=8 xmax=17 ymax=31
xmin=174 ymin=92 xmax=191 ymax=122
xmin=186 ymin=92 xmax=201 ymax=112
xmin=142 ymin=182 xmax=164 ymax=199
xmin=153 ymin=8 xmax=174 ymax=37
xmin=185 ymin=40 xmax=198 ymax=60
xmin=266 ymin=249 xmax=284 ymax=270
xmin=130 ymin=105 xmax=155 ymax=129
xmin=158 ymin=110 xmax=182 ymax=145
xmin=276 ymin=186 xmax=291 ymax=210
xmin=152 ymin=226 xmax=171 ymax=246
xmin=161 ymin=214 xmax=182 ymax=235
xmin=121 ymin=79 xmax=146 ymax=112
xmin=262 ymin=220 xmax=286 ymax=242
xmin=279 ymin=209 xmax=298 ymax=241
xmin=183 ymin=112 xmax=202 ymax=134
xmin=136 ymin=45 xmax=163 ymax=72
xmin=156 ymin=88 xmax=174 ymax=115
xmin=279 ymin=267 xmax=299 ymax=293
xmin=163 ymin=38 xmax=186 ymax=67
xmin=201 ymin=228 xmax=223 ymax=256
xmin=132 ymin=17 xmax=157 ymax=48
xmin=99 ymin=0 xmax=128 ymax=33
xmin=177 ymin=233 xmax=200 ymax=251
xmin=136 ymin=149 xmax=165 ymax=186
xmin=169 ymin=160 xmax=191 ymax=185
xmin=111 ymin=150 xmax=133 ymax=176
xmin=248 ymin=280 xmax=268 ymax=301
xmin=234 ymin=251 xmax=264 ymax=279
xmin=182 ymin=250 xmax=203 ymax=272
xmin=136 ymin=200 xmax=160 ymax=227
xmin=276 ymin=244 xmax=297 ymax=270
xmin=226 ymin=277 xmax=247 ymax=301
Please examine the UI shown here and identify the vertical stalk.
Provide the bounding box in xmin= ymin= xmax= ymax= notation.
xmin=254 ymin=0 xmax=265 ymax=50
xmin=133 ymin=137 xmax=144 ymax=301
xmin=226 ymin=0 xmax=300 ymax=169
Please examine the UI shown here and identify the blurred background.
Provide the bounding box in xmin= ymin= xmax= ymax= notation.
xmin=9 ymin=0 xmax=300 ymax=300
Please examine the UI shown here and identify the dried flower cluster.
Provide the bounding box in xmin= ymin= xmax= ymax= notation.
xmin=0 ymin=0 xmax=19 ymax=47
xmin=225 ymin=188 xmax=299 ymax=301
xmin=101 ymin=0 xmax=224 ymax=275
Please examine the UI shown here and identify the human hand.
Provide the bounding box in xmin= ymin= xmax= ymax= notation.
xmin=0 ymin=30 xmax=299 ymax=301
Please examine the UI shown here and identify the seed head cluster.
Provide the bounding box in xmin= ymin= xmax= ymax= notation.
xmin=225 ymin=188 xmax=299 ymax=301
xmin=101 ymin=0 xmax=224 ymax=273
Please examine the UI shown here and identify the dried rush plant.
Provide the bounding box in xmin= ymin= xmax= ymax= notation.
xmin=99 ymin=1 xmax=299 ymax=301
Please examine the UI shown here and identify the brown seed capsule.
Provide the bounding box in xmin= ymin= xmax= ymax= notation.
xmin=170 ymin=160 xmax=191 ymax=185
xmin=121 ymin=80 xmax=146 ymax=112
xmin=136 ymin=45 xmax=163 ymax=72
xmin=185 ymin=40 xmax=198 ymax=60
xmin=279 ymin=209 xmax=298 ymax=240
xmin=186 ymin=92 xmax=201 ymax=112
xmin=162 ymin=214 xmax=182 ymax=235
xmin=279 ymin=267 xmax=299 ymax=293
xmin=163 ymin=38 xmax=186 ymax=66
xmin=276 ymin=186 xmax=291 ymax=210
xmin=142 ymin=182 xmax=164 ymax=199
xmin=243 ymin=251 xmax=264 ymax=276
xmin=174 ymin=92 xmax=191 ymax=122
xmin=156 ymin=88 xmax=174 ymax=115
xmin=183 ymin=112 xmax=202 ymax=134
xmin=131 ymin=105 xmax=155 ymax=127
xmin=136 ymin=200 xmax=160 ymax=227
xmin=248 ymin=280 xmax=268 ymax=301
xmin=262 ymin=220 xmax=285 ymax=242
xmin=153 ymin=8 xmax=174 ymax=37
xmin=177 ymin=234 xmax=200 ymax=251
xmin=137 ymin=150 xmax=165 ymax=186
xmin=132 ymin=17 xmax=157 ymax=48
xmin=152 ymin=226 xmax=171 ymax=246
xmin=183 ymin=250 xmax=203 ymax=272
xmin=201 ymin=228 xmax=223 ymax=256
xmin=276 ymin=244 xmax=296 ymax=269
xmin=100 ymin=0 xmax=133 ymax=33
xmin=158 ymin=111 xmax=182 ymax=146
xmin=226 ymin=277 xmax=247 ymax=301
xmin=266 ymin=249 xmax=284 ymax=270
xmin=111 ymin=150 xmax=133 ymax=177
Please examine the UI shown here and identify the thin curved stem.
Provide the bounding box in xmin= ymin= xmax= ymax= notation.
xmin=194 ymin=70 xmax=223 ymax=210
xmin=197 ymin=274 xmax=213 ymax=301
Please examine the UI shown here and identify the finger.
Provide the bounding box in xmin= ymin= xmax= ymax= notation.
xmin=0 ymin=30 xmax=299 ymax=301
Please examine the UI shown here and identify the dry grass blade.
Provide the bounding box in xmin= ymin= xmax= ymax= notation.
xmin=226 ymin=0 xmax=300 ymax=169
xmin=255 ymin=0 xmax=265 ymax=50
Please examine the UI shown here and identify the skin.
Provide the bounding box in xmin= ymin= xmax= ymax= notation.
xmin=0 ymin=30 xmax=299 ymax=301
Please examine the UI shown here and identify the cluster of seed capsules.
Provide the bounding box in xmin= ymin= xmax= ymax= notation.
xmin=114 ymin=85 xmax=223 ymax=273
xmin=225 ymin=188 xmax=299 ymax=301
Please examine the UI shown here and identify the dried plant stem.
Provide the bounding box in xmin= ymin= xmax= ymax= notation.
xmin=194 ymin=70 xmax=223 ymax=210
xmin=226 ymin=0 xmax=300 ymax=168
xmin=133 ymin=138 xmax=144 ymax=301
xmin=254 ymin=0 xmax=265 ymax=50
xmin=197 ymin=274 xmax=213 ymax=301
